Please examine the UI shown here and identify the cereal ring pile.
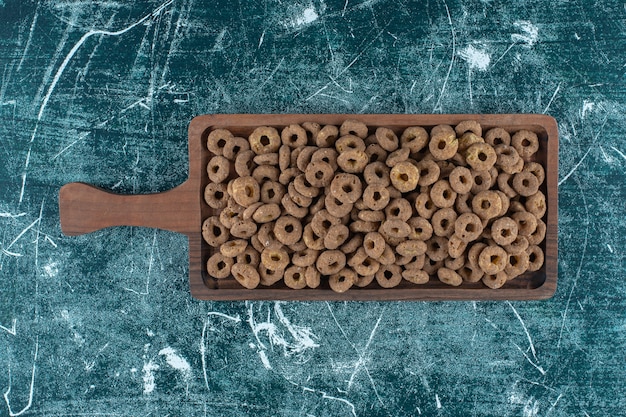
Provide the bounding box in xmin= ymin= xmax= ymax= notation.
xmin=203 ymin=119 xmax=546 ymax=291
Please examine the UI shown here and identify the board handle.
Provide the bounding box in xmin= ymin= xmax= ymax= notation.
xmin=60 ymin=182 xmax=198 ymax=236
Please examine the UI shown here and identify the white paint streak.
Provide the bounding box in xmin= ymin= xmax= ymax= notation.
xmin=289 ymin=6 xmax=319 ymax=27
xmin=435 ymin=394 xmax=442 ymax=409
xmin=3 ymin=337 xmax=38 ymax=416
xmin=0 ymin=212 xmax=26 ymax=218
xmin=581 ymin=100 xmax=595 ymax=118
xmin=158 ymin=347 xmax=192 ymax=379
xmin=507 ymin=301 xmax=539 ymax=362
xmin=43 ymin=262 xmax=58 ymax=278
xmin=258 ymin=350 xmax=272 ymax=369
xmin=458 ymin=44 xmax=491 ymax=71
xmin=433 ymin=1 xmax=455 ymax=113
xmin=558 ymin=146 xmax=591 ymax=186
xmin=543 ymin=82 xmax=562 ymax=114
xmin=0 ymin=319 xmax=16 ymax=336
xmin=512 ymin=21 xmax=539 ymax=47
xmin=610 ymin=146 xmax=626 ymax=162
xmin=607 ymin=244 xmax=613 ymax=253
xmin=142 ymin=359 xmax=159 ymax=394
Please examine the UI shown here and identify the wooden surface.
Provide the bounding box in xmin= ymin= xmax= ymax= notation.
xmin=1 ymin=1 xmax=625 ymax=416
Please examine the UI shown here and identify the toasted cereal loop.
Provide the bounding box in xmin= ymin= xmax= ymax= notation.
xmin=405 ymin=254 xmax=426 ymax=270
xmin=445 ymin=253 xmax=466 ymax=270
xmin=430 ymin=180 xmax=457 ymax=208
xmin=467 ymin=241 xmax=488 ymax=269
xmin=512 ymin=171 xmax=540 ymax=197
xmin=281 ymin=124 xmax=308 ymax=148
xmin=204 ymin=183 xmax=229 ymax=209
xmin=402 ymin=268 xmax=429 ymax=284
xmin=340 ymin=119 xmax=369 ymax=139
xmin=456 ymin=263 xmax=483 ymax=283
xmin=511 ymin=211 xmax=537 ymax=236
xmin=380 ymin=219 xmax=412 ymax=239
xmin=505 ymin=251 xmax=529 ymax=279
xmin=316 ymin=250 xmax=347 ymax=275
xmin=365 ymin=143 xmax=388 ymax=164
xmin=494 ymin=144 xmax=520 ymax=168
xmin=311 ymin=148 xmax=339 ymax=173
xmin=448 ymin=166 xmax=473 ymax=194
xmin=415 ymin=159 xmax=440 ymax=186
xmin=304 ymin=265 xmax=321 ymax=288
xmin=396 ymin=240 xmax=428 ymax=257
xmin=527 ymin=219 xmax=546 ymax=245
xmin=525 ymin=191 xmax=547 ymax=218
xmin=220 ymin=239 xmax=248 ymax=257
xmin=471 ymin=170 xmax=493 ymax=194
xmin=220 ymin=206 xmax=242 ymax=229
xmin=407 ymin=217 xmax=433 ymax=241
xmin=305 ymin=161 xmax=334 ymax=188
xmin=363 ymin=232 xmax=386 ymax=259
xmin=386 ymin=185 xmax=403 ymax=199
xmin=206 ymin=253 xmax=233 ymax=279
xmin=254 ymin=152 xmax=279 ymax=166
xmin=293 ymin=174 xmax=320 ymax=198
xmin=279 ymin=193 xmax=307 ymax=219
xmin=385 ymin=198 xmax=413 ymax=222
xmin=431 ymin=207 xmax=457 ymax=238
xmin=415 ymin=192 xmax=437 ymax=219
xmin=378 ymin=243 xmax=396 ymax=265
xmin=400 ymin=126 xmax=429 ymax=153
xmin=465 ymin=142 xmax=497 ymax=172
xmin=234 ymin=150 xmax=256 ymax=177
xmin=437 ymin=267 xmax=463 ymax=286
xmin=504 ymin=236 xmax=529 ymax=255
xmin=290 ymin=239 xmax=308 ymax=253
xmin=426 ymin=236 xmax=449 ymax=261
xmin=284 ymin=265 xmax=307 ymax=289
xmin=230 ymin=219 xmax=258 ymax=239
xmin=231 ymin=176 xmax=260 ymax=207
xmin=501 ymin=155 xmax=524 ymax=174
xmin=350 ymin=220 xmax=378 ymax=234
xmin=523 ymin=162 xmax=545 ymax=185
xmin=472 ymin=191 xmax=502 ymax=220
xmin=508 ymin=201 xmax=526 ymax=213
xmin=273 ymin=216 xmax=303 ymax=245
xmin=354 ymin=273 xmax=376 ymax=287
xmin=260 ymin=181 xmax=285 ymax=205
xmin=386 ymin=147 xmax=410 ymax=168
xmin=341 ymin=234 xmax=364 ymax=254
xmin=202 ymin=217 xmax=229 ymax=247
xmin=324 ymin=194 xmax=352 ymax=218
xmin=291 ymin=248 xmax=319 ymax=267
xmin=491 ymin=217 xmax=518 ymax=246
xmin=497 ymin=172 xmax=517 ymax=198
xmin=257 ymin=266 xmax=282 ymax=286
xmin=223 ymin=136 xmax=250 ymax=161
xmin=330 ymin=173 xmax=362 ymax=204
xmin=336 ymin=135 xmax=366 ymax=153
xmin=358 ymin=210 xmax=385 ymax=223
xmin=316 ymin=125 xmax=339 ymax=148
xmin=363 ymin=183 xmax=390 ymax=210
xmin=347 ymin=247 xmax=368 ymax=267
xmin=231 ymin=263 xmax=260 ymax=289
xmin=478 ymin=245 xmax=508 ymax=274
xmin=455 ymin=192 xmax=473 ymax=215
xmin=447 ymin=234 xmax=467 ymax=258
xmin=390 ymin=161 xmax=420 ymax=193
xmin=261 ymin=245 xmax=290 ymax=271
xmin=207 ymin=128 xmax=233 ymax=156
xmin=482 ymin=271 xmax=508 ymax=289
xmin=258 ymin=222 xmax=280 ymax=247
xmin=249 ymin=126 xmax=281 ymax=154
xmin=207 ymin=156 xmax=230 ymax=183
xmin=511 ymin=130 xmax=539 ymax=160
xmin=253 ymin=165 xmax=279 ymax=183
xmin=455 ymin=120 xmax=482 ymax=137
xmin=242 ymin=202 xmax=263 ymax=221
xmin=237 ymin=247 xmax=261 ymax=267
xmin=363 ymin=161 xmax=390 ymax=186
xmin=302 ymin=122 xmax=321 ymax=143
xmin=324 ymin=224 xmax=350 ymax=250
xmin=495 ymin=191 xmax=510 ymax=217
xmin=278 ymin=144 xmax=291 ymax=171
xmin=429 ymin=126 xmax=458 ymax=160
xmin=375 ymin=127 xmax=399 ymax=152
xmin=250 ymin=203 xmax=279 ymax=224
xmin=353 ymin=257 xmax=381 ymax=276
xmin=288 ymin=182 xmax=313 ymax=207
xmin=329 ymin=268 xmax=356 ymax=292
xmin=337 ymin=149 xmax=369 ymax=173
xmin=311 ymin=209 xmax=340 ymax=237
xmin=376 ymin=264 xmax=403 ymax=288
xmin=484 ymin=127 xmax=511 ymax=146
xmin=423 ymin=257 xmax=444 ymax=275
xmin=458 ymin=132 xmax=484 ymax=152
xmin=302 ymin=224 xmax=325 ymax=250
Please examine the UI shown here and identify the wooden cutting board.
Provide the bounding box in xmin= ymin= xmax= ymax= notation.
xmin=59 ymin=114 xmax=558 ymax=301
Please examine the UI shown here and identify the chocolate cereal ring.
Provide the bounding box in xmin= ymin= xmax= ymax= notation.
xmin=207 ymin=128 xmax=233 ymax=156
xmin=234 ymin=150 xmax=256 ymax=177
xmin=302 ymin=122 xmax=321 ymax=144
xmin=340 ymin=119 xmax=368 ymax=139
xmin=260 ymin=181 xmax=285 ymax=205
xmin=305 ymin=265 xmax=321 ymax=288
xmin=311 ymin=148 xmax=339 ymax=172
xmin=294 ymin=174 xmax=320 ymax=198
xmin=447 ymin=235 xmax=467 ymax=259
xmin=350 ymin=220 xmax=378 ymax=234
xmin=249 ymin=126 xmax=280 ymax=154
xmin=511 ymin=211 xmax=537 ymax=237
xmin=484 ymin=127 xmax=511 ymax=146
xmin=259 ymin=266 xmax=283 ymax=286
xmin=281 ymin=194 xmax=308 ymax=219
xmin=527 ymin=218 xmax=546 ymax=245
xmin=378 ymin=243 xmax=396 ymax=265
xmin=455 ymin=192 xmax=473 ymax=214
xmin=353 ymin=257 xmax=380 ymax=276
xmin=316 ymin=125 xmax=339 ymax=148
xmin=303 ymin=224 xmax=325 ymax=250
xmin=458 ymin=132 xmax=484 ymax=152
xmin=494 ymin=144 xmax=520 ymax=168
xmin=324 ymin=224 xmax=350 ymax=250
xmin=335 ymin=135 xmax=366 ymax=153
xmin=437 ymin=267 xmax=463 ymax=286
xmin=380 ymin=220 xmax=411 ymax=239
xmin=497 ymin=172 xmax=517 ymax=198
xmin=284 ymin=265 xmax=307 ymax=289
xmin=455 ymin=120 xmax=482 ymax=137
xmin=341 ymin=234 xmax=364 ymax=254
xmin=223 ymin=136 xmax=250 ymax=161
xmin=512 ymin=171 xmax=540 ymax=197
xmin=408 ymin=217 xmax=433 ymax=241
xmin=325 ymin=194 xmax=353 ymax=218
xmin=385 ymin=198 xmax=413 ymax=222
xmin=237 ymin=247 xmax=260 ymax=267
xmin=337 ymin=149 xmax=368 ymax=173
xmin=278 ymin=144 xmax=291 ymax=171
xmin=252 ymin=165 xmax=279 ymax=183
xmin=511 ymin=130 xmax=539 ymax=160
xmin=397 ymin=240 xmax=428 ymax=257
xmin=253 ymin=152 xmax=279 ymax=166
xmin=429 ymin=125 xmax=458 ymax=160
xmin=415 ymin=192 xmax=437 ymax=219
xmin=458 ymin=264 xmax=484 ymax=283
xmin=525 ymin=191 xmax=547 ymax=219
xmin=385 ymin=147 xmax=410 ymax=168
xmin=432 ymin=208 xmax=457 ymax=238
xmin=482 ymin=271 xmax=508 ymax=289
xmin=504 ymin=236 xmax=529 ymax=255
xmin=257 ymin=222 xmax=279 ymax=247
xmin=402 ymin=268 xmax=429 ymax=285
xmin=220 ymin=239 xmax=248 ymax=257
xmin=491 ymin=217 xmax=518 ymax=246
xmin=305 ymin=161 xmax=334 ymax=188
xmin=471 ymin=170 xmax=493 ymax=194
xmin=363 ymin=161 xmax=391 ymax=186
xmin=204 ymin=183 xmax=229 ymax=209
xmin=252 ymin=203 xmax=281 ymax=224
xmin=390 ymin=161 xmax=420 ymax=193
xmin=415 ymin=159 xmax=440 ymax=186
xmin=374 ymin=264 xmax=402 ymax=288
xmin=206 ymin=253 xmax=233 ymax=279
xmin=261 ymin=244 xmax=290 ymax=271
xmin=281 ymin=124 xmax=308 ymax=148
xmin=354 ymin=273 xmax=376 ymax=288
xmin=202 ymin=216 xmax=229 ymax=247
xmin=526 ymin=245 xmax=544 ymax=272
xmin=448 ymin=166 xmax=473 ymax=194
xmin=495 ymin=191 xmax=510 ymax=217
xmin=230 ymin=219 xmax=257 ymax=239
xmin=292 ymin=248 xmax=319 ymax=267
xmin=231 ymin=176 xmax=260 ymax=207
xmin=311 ymin=209 xmax=340 ymax=237
xmin=478 ymin=245 xmax=508 ymax=274
xmin=288 ymin=182 xmax=312 ymax=207
xmin=242 ymin=202 xmax=263 ymax=221
xmin=472 ymin=191 xmax=502 ymax=220
xmin=465 ymin=142 xmax=497 ymax=172
xmin=231 ymin=263 xmax=260 ymax=289
xmin=274 ymin=215 xmax=303 ymax=246
xmin=207 ymin=156 xmax=230 ymax=183
xmin=329 ymin=268 xmax=356 ymax=293
xmin=330 ymin=173 xmax=362 ymax=204
xmin=505 ymin=251 xmax=529 ymax=279
xmin=523 ymin=162 xmax=545 ymax=185
xmin=363 ymin=183 xmax=390 ymax=210
xmin=426 ymin=236 xmax=449 ymax=261
xmin=363 ymin=232 xmax=386 ymax=259
xmin=316 ymin=250 xmax=346 ymax=275
xmin=501 ymin=155 xmax=524 ymax=174
xmin=365 ymin=143 xmax=388 ymax=164
xmin=400 ymin=126 xmax=429 ymax=153
xmin=454 ymin=212 xmax=483 ymax=243
xmin=375 ymin=127 xmax=399 ymax=152
xmin=430 ymin=180 xmax=457 ymax=208
xmin=467 ymin=242 xmax=488 ymax=269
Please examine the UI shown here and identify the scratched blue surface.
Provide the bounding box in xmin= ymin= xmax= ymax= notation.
xmin=1 ymin=0 xmax=625 ymax=416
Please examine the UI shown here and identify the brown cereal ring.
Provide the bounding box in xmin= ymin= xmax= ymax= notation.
xmin=363 ymin=161 xmax=390 ymax=186
xmin=436 ymin=160 xmax=456 ymax=178
xmin=231 ymin=176 xmax=260 ymax=207
xmin=341 ymin=234 xmax=364 ymax=254
xmin=523 ymin=162 xmax=545 ymax=185
xmin=455 ymin=212 xmax=486 ymax=245
xmin=350 ymin=220 xmax=379 ymax=234
xmin=309 ymin=194 xmax=326 ymax=215
xmin=219 ymin=206 xmax=242 ymax=230
xmin=324 ymin=224 xmax=350 ymax=250
xmin=380 ymin=219 xmax=412 ymax=239
xmin=305 ymin=265 xmax=321 ymax=288
xmin=426 ymin=236 xmax=449 ymax=261
xmin=294 ymin=174 xmax=320 ymax=198
xmin=511 ymin=130 xmax=539 ymax=160
xmin=494 ymin=144 xmax=520 ymax=168
xmin=260 ymin=181 xmax=285 ymax=205
xmin=278 ymin=168 xmax=300 ymax=187
xmin=362 ymin=183 xmax=389 ymax=211
xmin=337 ymin=149 xmax=368 ymax=173
xmin=329 ymin=268 xmax=356 ymax=293
xmin=512 ymin=171 xmax=540 ymax=197
xmin=432 ymin=208 xmax=457 ymax=237
xmin=365 ymin=143 xmax=388 ymax=165
xmin=408 ymin=217 xmax=433 ymax=241
xmin=491 ymin=217 xmax=518 ymax=246
xmin=415 ymin=159 xmax=440 ymax=186
xmin=511 ymin=211 xmax=537 ymax=237
xmin=375 ymin=127 xmax=399 ymax=152
xmin=281 ymin=124 xmax=308 ymax=148
xmin=472 ymin=191 xmax=502 ymax=220
xmin=482 ymin=271 xmax=508 ymax=289
xmin=288 ymin=182 xmax=313 ymax=207
xmin=378 ymin=243 xmax=396 ymax=265
xmin=467 ymin=242 xmax=487 ymax=269
xmin=430 ymin=180 xmax=457 ymax=208
xmin=484 ymin=127 xmax=511 ymax=147
xmin=501 ymin=155 xmax=524 ymax=175
xmin=206 ymin=253 xmax=233 ymax=279
xmin=495 ymin=191 xmax=510 ymax=217
xmin=400 ymin=126 xmax=429 ymax=153
xmin=415 ymin=192 xmax=437 ymax=219
xmin=296 ymin=146 xmax=318 ymax=172
xmin=430 ymin=124 xmax=454 ymax=138
xmin=257 ymin=222 xmax=279 ymax=248
xmin=396 ymin=240 xmax=428 ymax=257
xmin=204 ymin=183 xmax=229 ymax=209
xmin=448 ymin=166 xmax=473 ymax=194
xmin=471 ymin=170 xmax=493 ymax=194
xmin=207 ymin=128 xmax=233 ymax=156
xmin=403 ymin=268 xmax=429 ymax=284
xmin=237 ymin=247 xmax=261 ymax=267
xmin=259 ymin=266 xmax=283 ymax=286
xmin=437 ymin=268 xmax=463 ymax=287
xmin=253 ymin=152 xmax=279 ymax=166
xmin=505 ymin=251 xmax=530 ymax=279
xmin=231 ymin=263 xmax=260 ymax=289
xmin=242 ymin=202 xmax=264 ymax=221
xmin=340 ymin=119 xmax=368 ymax=139
xmin=354 ymin=273 xmax=376 ymax=288
xmin=274 ymin=216 xmax=303 ymax=246
xmin=252 ymin=165 xmax=280 ymax=183
xmin=526 ymin=245 xmax=544 ymax=272
xmin=202 ymin=217 xmax=229 ymax=247
xmin=429 ymin=127 xmax=458 ymax=160
xmin=281 ymin=194 xmax=308 ymax=219
xmin=504 ymin=236 xmax=529 ymax=255
xmin=220 ymin=239 xmax=248 ymax=257
xmin=527 ymin=218 xmax=546 ymax=245
xmin=347 ymin=247 xmax=368 ymax=267
xmin=252 ymin=203 xmax=280 ymax=224
xmin=325 ymin=194 xmax=353 ymax=218
xmin=456 ymin=264 xmax=482 ymax=283
xmin=223 ymin=136 xmax=250 ymax=161
xmin=447 ymin=234 xmax=467 ymax=258
xmin=290 ymin=240 xmax=308 ymax=253
xmin=509 ymin=201 xmax=526 ymax=213
xmin=249 ymin=126 xmax=281 ymax=154
xmin=330 ymin=173 xmax=362 ymax=204
xmin=283 ymin=265 xmax=307 ymax=289
xmin=386 ymin=148 xmax=410 ymax=168
xmin=458 ymin=132 xmax=484 ymax=152
xmin=292 ymin=248 xmax=319 ymax=267
xmin=525 ymin=191 xmax=547 ymax=219
xmin=387 ymin=185 xmax=403 ymax=200
xmin=451 ymin=152 xmax=467 ymax=167
xmin=374 ymin=264 xmax=402 ymax=288
xmin=335 ymin=135 xmax=366 ymax=153
xmin=478 ymin=245 xmax=508 ymax=274
xmin=497 ymin=172 xmax=517 ymax=198
xmin=358 ymin=210 xmax=385 ymax=222
xmin=455 ymin=192 xmax=473 ymax=215
xmin=316 ymin=250 xmax=346 ymax=275
xmin=311 ymin=148 xmax=339 ymax=172
xmin=207 ymin=156 xmax=230 ymax=183
xmin=445 ymin=254 xmax=466 ymax=270
xmin=311 ymin=209 xmax=340 ymax=237
xmin=305 ymin=161 xmax=334 ymax=188
xmin=234 ymin=150 xmax=256 ymax=177
xmin=455 ymin=120 xmax=482 ymax=137
xmin=261 ymin=244 xmax=290 ymax=271
xmin=278 ymin=144 xmax=291 ymax=171
xmin=489 ymin=166 xmax=499 ymax=184
xmin=423 ymin=257 xmax=444 ymax=275
xmin=406 ymin=254 xmax=426 ymax=270
xmin=385 ymin=198 xmax=413 ymax=222
xmin=230 ymin=219 xmax=257 ymax=239
xmin=363 ymin=232 xmax=386 ymax=259
xmin=316 ymin=125 xmax=339 ymax=148
xmin=303 ymin=224 xmax=325 ymax=250
xmin=353 ymin=257 xmax=380 ymax=276
xmin=390 ymin=161 xmax=420 ymax=193
xmin=465 ymin=143 xmax=497 ymax=172
xmin=302 ymin=122 xmax=321 ymax=144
